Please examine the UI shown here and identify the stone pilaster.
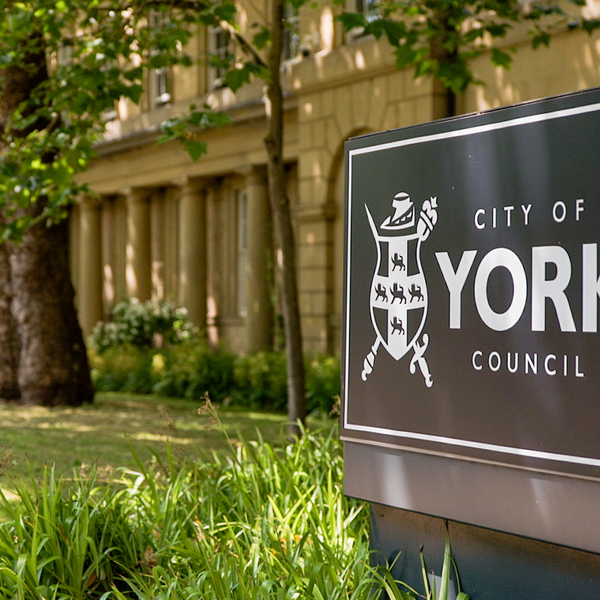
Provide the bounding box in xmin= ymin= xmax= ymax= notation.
xmin=245 ymin=167 xmax=273 ymax=351
xmin=150 ymin=190 xmax=165 ymax=300
xmin=125 ymin=187 xmax=152 ymax=301
xmin=78 ymin=195 xmax=103 ymax=336
xmin=177 ymin=177 xmax=207 ymax=329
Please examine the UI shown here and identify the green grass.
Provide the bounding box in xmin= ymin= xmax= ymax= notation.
xmin=0 ymin=394 xmax=467 ymax=600
xmin=0 ymin=392 xmax=298 ymax=483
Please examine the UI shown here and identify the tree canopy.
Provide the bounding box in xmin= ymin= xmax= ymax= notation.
xmin=337 ymin=0 xmax=600 ymax=115
xmin=0 ymin=0 xmax=238 ymax=238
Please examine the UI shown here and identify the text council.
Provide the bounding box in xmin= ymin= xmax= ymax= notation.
xmin=435 ymin=244 xmax=600 ymax=332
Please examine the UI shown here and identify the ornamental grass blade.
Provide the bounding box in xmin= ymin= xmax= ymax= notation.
xmin=439 ymin=527 xmax=452 ymax=600
xmin=419 ymin=546 xmax=431 ymax=599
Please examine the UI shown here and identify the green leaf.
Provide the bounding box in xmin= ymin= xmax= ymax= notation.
xmin=253 ymin=27 xmax=271 ymax=50
xmin=394 ymin=44 xmax=419 ymax=70
xmin=532 ymin=31 xmax=551 ymax=49
xmin=214 ymin=3 xmax=237 ymax=24
xmin=224 ymin=66 xmax=252 ymax=92
xmin=491 ymin=47 xmax=512 ymax=69
xmin=183 ymin=139 xmax=208 ymax=162
xmin=336 ymin=12 xmax=367 ymax=32
xmin=582 ymin=18 xmax=600 ymax=34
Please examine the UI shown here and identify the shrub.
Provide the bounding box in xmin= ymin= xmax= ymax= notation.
xmin=306 ymin=354 xmax=341 ymax=414
xmin=90 ymin=298 xmax=197 ymax=353
xmin=232 ymin=351 xmax=288 ymax=410
xmin=89 ymin=344 xmax=156 ymax=393
xmin=89 ymin=338 xmax=342 ymax=413
xmin=152 ymin=341 xmax=236 ymax=402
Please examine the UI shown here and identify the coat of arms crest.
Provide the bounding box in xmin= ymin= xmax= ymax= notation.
xmin=362 ymin=192 xmax=438 ymax=387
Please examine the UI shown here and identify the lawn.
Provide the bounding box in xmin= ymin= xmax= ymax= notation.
xmin=0 ymin=392 xmax=299 ymax=484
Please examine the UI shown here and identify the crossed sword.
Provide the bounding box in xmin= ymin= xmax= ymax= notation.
xmin=361 ymin=333 xmax=433 ymax=387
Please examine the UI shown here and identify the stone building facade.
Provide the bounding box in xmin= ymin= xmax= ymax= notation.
xmin=71 ymin=1 xmax=600 ymax=355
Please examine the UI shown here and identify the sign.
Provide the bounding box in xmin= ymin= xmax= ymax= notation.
xmin=342 ymin=88 xmax=600 ymax=481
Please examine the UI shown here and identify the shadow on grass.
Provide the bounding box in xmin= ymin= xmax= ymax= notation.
xmin=0 ymin=392 xmax=302 ymax=483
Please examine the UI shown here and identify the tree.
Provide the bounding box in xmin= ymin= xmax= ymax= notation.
xmin=337 ymin=0 xmax=600 ymax=117
xmin=0 ymin=0 xmax=307 ymax=423
xmin=0 ymin=0 xmax=228 ymax=405
xmin=161 ymin=0 xmax=309 ymax=436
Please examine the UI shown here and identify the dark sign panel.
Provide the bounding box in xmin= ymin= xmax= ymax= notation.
xmin=343 ymin=88 xmax=600 ymax=481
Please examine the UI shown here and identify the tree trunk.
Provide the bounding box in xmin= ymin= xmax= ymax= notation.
xmin=8 ymin=208 xmax=94 ymax=406
xmin=430 ymin=10 xmax=458 ymax=119
xmin=265 ymin=0 xmax=306 ymax=437
xmin=0 ymin=237 xmax=20 ymax=401
xmin=0 ymin=34 xmax=94 ymax=406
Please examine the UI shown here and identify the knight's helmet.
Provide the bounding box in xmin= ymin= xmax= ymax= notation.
xmin=381 ymin=192 xmax=415 ymax=233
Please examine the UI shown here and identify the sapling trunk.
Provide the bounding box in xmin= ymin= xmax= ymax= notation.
xmin=264 ymin=0 xmax=307 ymax=437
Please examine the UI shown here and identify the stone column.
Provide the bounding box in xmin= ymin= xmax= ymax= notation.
xmin=150 ymin=190 xmax=165 ymax=300
xmin=177 ymin=177 xmax=207 ymax=329
xmin=125 ymin=187 xmax=151 ymax=301
xmin=101 ymin=196 xmax=116 ymax=311
xmin=78 ymin=195 xmax=103 ymax=336
xmin=245 ymin=167 xmax=273 ymax=351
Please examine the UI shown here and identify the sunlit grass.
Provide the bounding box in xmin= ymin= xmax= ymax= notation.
xmin=0 ymin=392 xmax=302 ymax=482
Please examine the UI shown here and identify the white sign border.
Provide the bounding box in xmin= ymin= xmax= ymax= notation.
xmin=343 ymin=99 xmax=600 ymax=469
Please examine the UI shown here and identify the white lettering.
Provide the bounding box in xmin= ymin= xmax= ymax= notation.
xmin=544 ymin=354 xmax=556 ymax=376
xmin=474 ymin=209 xmax=485 ymax=229
xmin=525 ymin=353 xmax=538 ymax=374
xmin=521 ymin=203 xmax=532 ymax=225
xmin=492 ymin=207 xmax=497 ymax=228
xmin=504 ymin=205 xmax=514 ymax=227
xmin=474 ymin=248 xmax=527 ymax=331
xmin=531 ymin=246 xmax=576 ymax=332
xmin=576 ymin=198 xmax=585 ymax=221
xmin=575 ymin=355 xmax=584 ymax=377
xmin=582 ymin=243 xmax=600 ymax=333
xmin=489 ymin=352 xmax=501 ymax=371
xmin=435 ymin=250 xmax=477 ymax=329
xmin=552 ymin=201 xmax=567 ymax=223
xmin=472 ymin=351 xmax=582 ymax=377
xmin=472 ymin=350 xmax=483 ymax=370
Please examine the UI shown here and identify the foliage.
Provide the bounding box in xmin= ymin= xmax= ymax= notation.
xmin=0 ymin=0 xmax=234 ymax=239
xmin=150 ymin=341 xmax=237 ymax=402
xmin=336 ymin=0 xmax=600 ymax=96
xmin=232 ymin=351 xmax=289 ymax=410
xmin=306 ymin=354 xmax=342 ymax=414
xmin=88 ymin=344 xmax=341 ymax=413
xmin=89 ymin=299 xmax=197 ymax=354
xmin=420 ymin=527 xmax=470 ymax=600
xmin=0 ymin=465 xmax=150 ymax=599
xmin=89 ymin=344 xmax=157 ymax=394
xmin=0 ymin=422 xmax=422 ymax=600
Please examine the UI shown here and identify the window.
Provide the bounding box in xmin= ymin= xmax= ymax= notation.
xmin=57 ymin=44 xmax=73 ymax=68
xmin=149 ymin=12 xmax=171 ymax=107
xmin=236 ymin=190 xmax=248 ymax=316
xmin=346 ymin=0 xmax=379 ymax=41
xmin=208 ymin=26 xmax=231 ymax=89
xmin=283 ymin=3 xmax=300 ymax=61
xmin=149 ymin=65 xmax=171 ymax=107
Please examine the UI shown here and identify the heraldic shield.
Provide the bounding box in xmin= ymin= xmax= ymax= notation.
xmin=362 ymin=192 xmax=438 ymax=387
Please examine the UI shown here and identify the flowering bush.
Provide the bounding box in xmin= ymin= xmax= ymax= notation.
xmin=90 ymin=299 xmax=198 ymax=353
